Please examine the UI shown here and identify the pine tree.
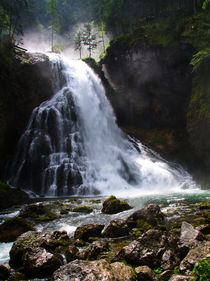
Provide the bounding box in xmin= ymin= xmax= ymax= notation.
xmin=74 ymin=29 xmax=83 ymax=59
xmin=82 ymin=23 xmax=97 ymax=58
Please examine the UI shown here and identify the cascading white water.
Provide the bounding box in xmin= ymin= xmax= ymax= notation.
xmin=8 ymin=55 xmax=197 ymax=197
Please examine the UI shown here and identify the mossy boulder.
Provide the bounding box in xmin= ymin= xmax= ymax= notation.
xmin=74 ymin=224 xmax=104 ymax=241
xmin=126 ymin=204 xmax=164 ymax=228
xmin=102 ymin=195 xmax=132 ymax=214
xmin=72 ymin=206 xmax=93 ymax=213
xmin=102 ymin=219 xmax=130 ymax=238
xmin=9 ymin=230 xmax=70 ymax=268
xmin=19 ymin=203 xmax=60 ymax=222
xmin=0 ymin=181 xmax=30 ymax=211
xmin=0 ymin=216 xmax=35 ymax=242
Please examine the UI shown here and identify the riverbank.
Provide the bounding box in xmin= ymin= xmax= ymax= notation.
xmin=0 ymin=192 xmax=209 ymax=280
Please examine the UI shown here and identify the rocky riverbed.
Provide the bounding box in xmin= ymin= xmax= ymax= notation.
xmin=0 ymin=193 xmax=209 ymax=280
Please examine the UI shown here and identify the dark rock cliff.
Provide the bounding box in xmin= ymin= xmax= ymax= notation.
xmin=0 ymin=52 xmax=54 ymax=178
xmin=101 ymin=41 xmax=209 ymax=185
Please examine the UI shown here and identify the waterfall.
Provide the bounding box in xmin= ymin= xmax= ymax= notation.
xmin=8 ymin=55 xmax=197 ymax=197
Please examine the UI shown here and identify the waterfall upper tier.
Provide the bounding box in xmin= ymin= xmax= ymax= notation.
xmin=8 ymin=55 xmax=197 ymax=197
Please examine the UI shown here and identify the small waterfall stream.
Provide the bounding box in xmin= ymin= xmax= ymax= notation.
xmin=8 ymin=55 xmax=197 ymax=197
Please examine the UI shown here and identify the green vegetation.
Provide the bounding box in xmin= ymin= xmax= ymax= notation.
xmin=193 ymin=257 xmax=210 ymax=281
xmin=73 ymin=206 xmax=93 ymax=213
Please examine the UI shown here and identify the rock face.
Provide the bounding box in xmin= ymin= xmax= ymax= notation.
xmin=74 ymin=224 xmax=104 ymax=241
xmin=103 ymin=44 xmax=193 ymax=132
xmin=102 ymin=195 xmax=132 ymax=214
xmin=51 ymin=259 xmax=134 ymax=281
xmin=0 ymin=264 xmax=10 ymax=280
xmin=0 ymin=51 xmax=54 ymax=178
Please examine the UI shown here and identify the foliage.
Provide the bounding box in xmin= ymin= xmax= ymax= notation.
xmin=190 ymin=48 xmax=210 ymax=73
xmin=202 ymin=0 xmax=210 ymax=9
xmin=193 ymin=257 xmax=210 ymax=281
xmin=82 ymin=23 xmax=98 ymax=57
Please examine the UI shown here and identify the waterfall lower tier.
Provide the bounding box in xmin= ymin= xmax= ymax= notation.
xmin=8 ymin=55 xmax=197 ymax=197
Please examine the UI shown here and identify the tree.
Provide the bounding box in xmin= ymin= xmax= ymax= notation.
xmin=82 ymin=23 xmax=97 ymax=57
xmin=46 ymin=0 xmax=59 ymax=51
xmin=0 ymin=0 xmax=28 ymax=42
xmin=74 ymin=29 xmax=83 ymax=59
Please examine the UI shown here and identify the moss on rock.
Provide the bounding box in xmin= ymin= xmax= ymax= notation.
xmin=102 ymin=195 xmax=131 ymax=214
xmin=73 ymin=206 xmax=93 ymax=213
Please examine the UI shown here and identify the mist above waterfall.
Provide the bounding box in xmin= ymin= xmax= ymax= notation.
xmin=8 ymin=55 xmax=198 ymax=197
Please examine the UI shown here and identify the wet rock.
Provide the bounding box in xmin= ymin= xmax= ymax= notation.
xmin=80 ymin=240 xmax=109 ymax=260
xmin=51 ymin=259 xmax=134 ymax=281
xmin=20 ymin=203 xmax=60 ymax=222
xmin=65 ymin=246 xmax=80 ymax=262
xmin=135 ymin=266 xmax=157 ymax=281
xmin=9 ymin=230 xmax=70 ymax=268
xmin=161 ymin=249 xmax=180 ymax=270
xmin=180 ymin=222 xmax=204 ymax=246
xmin=74 ymin=224 xmax=104 ymax=241
xmin=111 ymin=229 xmax=178 ymax=268
xmin=179 ymin=241 xmax=210 ymax=275
xmin=0 ymin=217 xmax=34 ymax=242
xmin=72 ymin=205 xmax=93 ymax=213
xmin=102 ymin=219 xmax=130 ymax=238
xmin=0 ymin=182 xmax=30 ymax=211
xmin=169 ymin=275 xmax=194 ymax=281
xmin=0 ymin=264 xmax=11 ymax=280
xmin=102 ymin=195 xmax=131 ymax=214
xmin=23 ymin=247 xmax=63 ymax=278
xmin=126 ymin=204 xmax=164 ymax=228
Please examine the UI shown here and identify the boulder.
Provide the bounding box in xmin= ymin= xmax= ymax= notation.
xmin=51 ymin=259 xmax=134 ymax=281
xmin=180 ymin=222 xmax=204 ymax=246
xmin=80 ymin=240 xmax=109 ymax=260
xmin=135 ymin=266 xmax=157 ymax=281
xmin=111 ymin=229 xmax=178 ymax=268
xmin=102 ymin=195 xmax=131 ymax=214
xmin=20 ymin=203 xmax=60 ymax=222
xmin=9 ymin=230 xmax=70 ymax=268
xmin=102 ymin=219 xmax=130 ymax=238
xmin=74 ymin=224 xmax=104 ymax=241
xmin=159 ymin=270 xmax=174 ymax=281
xmin=0 ymin=264 xmax=11 ymax=280
xmin=65 ymin=246 xmax=80 ymax=263
xmin=179 ymin=241 xmax=210 ymax=275
xmin=0 ymin=217 xmax=34 ymax=242
xmin=126 ymin=204 xmax=164 ymax=228
xmin=0 ymin=181 xmax=30 ymax=211
xmin=22 ymin=247 xmax=63 ymax=278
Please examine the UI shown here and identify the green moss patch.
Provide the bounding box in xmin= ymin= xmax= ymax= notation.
xmin=73 ymin=206 xmax=93 ymax=213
